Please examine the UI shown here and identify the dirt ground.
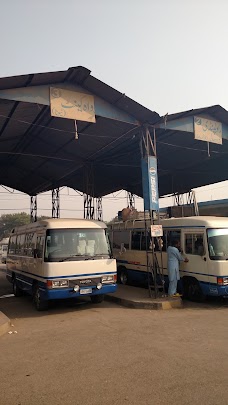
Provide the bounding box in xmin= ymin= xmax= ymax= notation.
xmin=1 ymin=267 xmax=228 ymax=405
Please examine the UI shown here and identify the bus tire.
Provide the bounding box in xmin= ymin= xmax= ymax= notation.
xmin=182 ymin=277 xmax=190 ymax=299
xmin=13 ymin=278 xmax=23 ymax=297
xmin=118 ymin=267 xmax=128 ymax=285
xmin=33 ymin=285 xmax=48 ymax=311
xmin=90 ymin=294 xmax=104 ymax=304
xmin=187 ymin=278 xmax=205 ymax=302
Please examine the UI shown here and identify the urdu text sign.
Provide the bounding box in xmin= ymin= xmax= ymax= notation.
xmin=50 ymin=87 xmax=96 ymax=123
xmin=194 ymin=116 xmax=222 ymax=145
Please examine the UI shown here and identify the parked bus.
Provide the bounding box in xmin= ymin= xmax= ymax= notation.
xmin=0 ymin=238 xmax=9 ymax=263
xmin=6 ymin=219 xmax=117 ymax=310
xmin=109 ymin=216 xmax=228 ymax=300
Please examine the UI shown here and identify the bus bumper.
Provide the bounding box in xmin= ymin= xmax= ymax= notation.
xmin=200 ymin=282 xmax=228 ymax=297
xmin=39 ymin=284 xmax=117 ymax=301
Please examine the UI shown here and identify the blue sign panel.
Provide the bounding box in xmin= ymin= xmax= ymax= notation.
xmin=141 ymin=156 xmax=159 ymax=211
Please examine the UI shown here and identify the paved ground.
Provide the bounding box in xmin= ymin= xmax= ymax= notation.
xmin=1 ymin=266 xmax=228 ymax=405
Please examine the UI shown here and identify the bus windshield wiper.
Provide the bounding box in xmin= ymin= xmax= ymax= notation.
xmin=59 ymin=254 xmax=94 ymax=262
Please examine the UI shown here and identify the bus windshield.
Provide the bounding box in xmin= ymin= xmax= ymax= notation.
xmin=45 ymin=228 xmax=111 ymax=262
xmin=207 ymin=228 xmax=228 ymax=260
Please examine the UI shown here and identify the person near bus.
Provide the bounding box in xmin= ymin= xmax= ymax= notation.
xmin=167 ymin=239 xmax=188 ymax=297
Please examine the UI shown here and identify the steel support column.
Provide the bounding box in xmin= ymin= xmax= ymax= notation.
xmin=127 ymin=192 xmax=135 ymax=209
xmin=141 ymin=126 xmax=164 ymax=298
xmin=173 ymin=189 xmax=199 ymax=216
xmin=96 ymin=197 xmax=103 ymax=221
xmin=30 ymin=196 xmax=37 ymax=223
xmin=52 ymin=188 xmax=60 ymax=218
xmin=83 ymin=163 xmax=95 ymax=219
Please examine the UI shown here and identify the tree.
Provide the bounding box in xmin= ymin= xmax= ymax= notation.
xmin=0 ymin=213 xmax=49 ymax=240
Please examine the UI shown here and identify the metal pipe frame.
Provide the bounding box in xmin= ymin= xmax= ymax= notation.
xmin=140 ymin=126 xmax=164 ymax=298
xmin=83 ymin=163 xmax=95 ymax=219
xmin=96 ymin=197 xmax=103 ymax=221
xmin=30 ymin=195 xmax=37 ymax=223
xmin=127 ymin=192 xmax=135 ymax=209
xmin=52 ymin=188 xmax=60 ymax=218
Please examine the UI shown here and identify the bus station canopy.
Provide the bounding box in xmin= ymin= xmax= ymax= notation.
xmin=0 ymin=66 xmax=228 ymax=198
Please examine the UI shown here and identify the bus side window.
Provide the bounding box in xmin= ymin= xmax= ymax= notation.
xmin=131 ymin=231 xmax=141 ymax=250
xmin=113 ymin=230 xmax=130 ymax=250
xmin=108 ymin=230 xmax=113 ymax=248
xmin=185 ymin=233 xmax=204 ymax=255
xmin=154 ymin=236 xmax=165 ymax=252
xmin=15 ymin=235 xmax=20 ymax=254
xmin=9 ymin=235 xmax=16 ymax=254
xmin=36 ymin=236 xmax=45 ymax=258
xmin=16 ymin=234 xmax=25 ymax=255
xmin=141 ymin=231 xmax=151 ymax=251
xmin=166 ymin=230 xmax=181 ymax=250
xmin=24 ymin=233 xmax=35 ymax=257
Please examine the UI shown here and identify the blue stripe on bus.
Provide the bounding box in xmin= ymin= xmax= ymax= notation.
xmin=10 ymin=268 xmax=116 ymax=280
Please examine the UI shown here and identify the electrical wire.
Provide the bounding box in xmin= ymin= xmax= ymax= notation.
xmin=157 ymin=140 xmax=227 ymax=155
xmin=0 ymin=114 xmax=117 ymax=139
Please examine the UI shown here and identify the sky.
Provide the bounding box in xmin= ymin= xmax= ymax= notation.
xmin=0 ymin=0 xmax=228 ymax=220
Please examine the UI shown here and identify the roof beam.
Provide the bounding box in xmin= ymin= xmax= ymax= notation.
xmin=0 ymin=83 xmax=139 ymax=126
xmin=156 ymin=114 xmax=228 ymax=140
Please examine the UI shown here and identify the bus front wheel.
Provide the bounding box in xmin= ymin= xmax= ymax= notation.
xmin=90 ymin=294 xmax=104 ymax=304
xmin=33 ymin=286 xmax=48 ymax=311
xmin=187 ymin=279 xmax=205 ymax=302
xmin=118 ymin=268 xmax=128 ymax=285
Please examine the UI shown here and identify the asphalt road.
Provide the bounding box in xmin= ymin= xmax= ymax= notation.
xmin=0 ymin=266 xmax=228 ymax=405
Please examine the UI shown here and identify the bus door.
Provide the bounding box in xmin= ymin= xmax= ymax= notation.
xmin=182 ymin=230 xmax=208 ymax=287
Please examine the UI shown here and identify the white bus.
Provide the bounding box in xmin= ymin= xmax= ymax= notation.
xmin=109 ymin=216 xmax=228 ymax=301
xmin=0 ymin=238 xmax=9 ymax=263
xmin=6 ymin=218 xmax=117 ymax=310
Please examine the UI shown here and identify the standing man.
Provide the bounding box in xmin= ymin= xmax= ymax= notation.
xmin=167 ymin=239 xmax=188 ymax=297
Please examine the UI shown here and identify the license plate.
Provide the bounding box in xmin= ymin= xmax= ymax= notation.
xmin=80 ymin=288 xmax=92 ymax=295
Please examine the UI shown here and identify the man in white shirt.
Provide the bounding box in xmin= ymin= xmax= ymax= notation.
xmin=167 ymin=239 xmax=188 ymax=297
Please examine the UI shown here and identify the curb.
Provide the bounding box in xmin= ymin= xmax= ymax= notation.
xmin=105 ymin=294 xmax=183 ymax=310
xmin=0 ymin=311 xmax=10 ymax=337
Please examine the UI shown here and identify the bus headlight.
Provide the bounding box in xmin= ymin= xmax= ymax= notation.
xmin=47 ymin=280 xmax=69 ymax=288
xmin=217 ymin=277 xmax=228 ymax=286
xmin=97 ymin=283 xmax=102 ymax=290
xmin=74 ymin=285 xmax=80 ymax=292
xmin=101 ymin=275 xmax=116 ymax=284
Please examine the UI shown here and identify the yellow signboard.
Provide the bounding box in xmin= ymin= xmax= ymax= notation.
xmin=50 ymin=87 xmax=96 ymax=123
xmin=194 ymin=116 xmax=222 ymax=145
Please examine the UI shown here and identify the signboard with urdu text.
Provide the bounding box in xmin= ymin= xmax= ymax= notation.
xmin=194 ymin=116 xmax=222 ymax=145
xmin=50 ymin=87 xmax=96 ymax=123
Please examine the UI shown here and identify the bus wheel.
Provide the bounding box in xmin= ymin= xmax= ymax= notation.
xmin=188 ymin=279 xmax=205 ymax=302
xmin=182 ymin=278 xmax=190 ymax=299
xmin=13 ymin=279 xmax=23 ymax=297
xmin=118 ymin=268 xmax=128 ymax=285
xmin=33 ymin=286 xmax=48 ymax=311
xmin=90 ymin=294 xmax=104 ymax=304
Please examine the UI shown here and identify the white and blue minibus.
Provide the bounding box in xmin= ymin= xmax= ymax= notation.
xmin=6 ymin=218 xmax=117 ymax=310
xmin=109 ymin=216 xmax=228 ymax=300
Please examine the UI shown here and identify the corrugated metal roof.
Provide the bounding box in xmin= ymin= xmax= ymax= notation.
xmin=162 ymin=105 xmax=228 ymax=126
xmin=0 ymin=66 xmax=159 ymax=196
xmin=0 ymin=66 xmax=228 ymax=198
